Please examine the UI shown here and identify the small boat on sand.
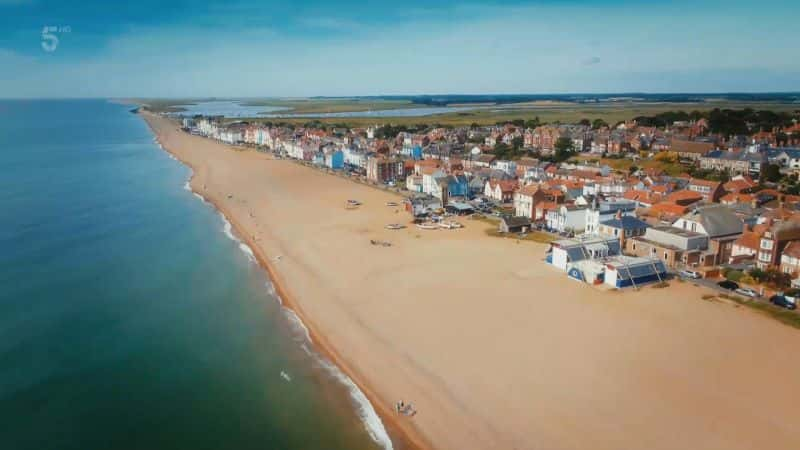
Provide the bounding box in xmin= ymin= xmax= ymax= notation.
xmin=385 ymin=201 xmax=398 ymax=207
xmin=416 ymin=223 xmax=438 ymax=230
xmin=385 ymin=223 xmax=405 ymax=230
xmin=439 ymin=221 xmax=463 ymax=229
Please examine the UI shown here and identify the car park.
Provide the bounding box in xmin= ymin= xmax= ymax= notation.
xmin=717 ymin=280 xmax=739 ymax=291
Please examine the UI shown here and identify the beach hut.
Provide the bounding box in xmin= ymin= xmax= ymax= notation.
xmin=499 ymin=216 xmax=531 ymax=233
xmin=603 ymin=256 xmax=667 ymax=288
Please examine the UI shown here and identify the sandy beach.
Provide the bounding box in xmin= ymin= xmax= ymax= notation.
xmin=142 ymin=111 xmax=800 ymax=450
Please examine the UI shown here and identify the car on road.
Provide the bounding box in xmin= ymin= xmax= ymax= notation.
xmin=735 ymin=287 xmax=759 ymax=298
xmin=679 ymin=270 xmax=701 ymax=279
xmin=770 ymin=295 xmax=797 ymax=310
xmin=717 ymin=280 xmax=739 ymax=291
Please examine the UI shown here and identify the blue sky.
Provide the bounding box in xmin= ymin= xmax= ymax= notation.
xmin=0 ymin=0 xmax=798 ymax=98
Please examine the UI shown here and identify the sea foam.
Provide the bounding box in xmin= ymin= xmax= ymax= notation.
xmin=275 ymin=296 xmax=393 ymax=450
xmin=283 ymin=308 xmax=313 ymax=344
xmin=238 ymin=242 xmax=257 ymax=263
xmin=316 ymin=355 xmax=395 ymax=450
xmin=218 ymin=212 xmax=257 ymax=264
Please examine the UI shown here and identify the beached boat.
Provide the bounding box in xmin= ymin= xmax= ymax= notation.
xmin=416 ymin=223 xmax=438 ymax=230
xmin=439 ymin=221 xmax=463 ymax=229
xmin=385 ymin=223 xmax=406 ymax=230
xmin=385 ymin=201 xmax=398 ymax=207
xmin=345 ymin=199 xmax=362 ymax=209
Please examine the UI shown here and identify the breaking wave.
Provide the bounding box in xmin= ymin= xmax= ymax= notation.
xmin=217 ymin=212 xmax=256 ymax=264
xmin=316 ymin=355 xmax=394 ymax=450
xmin=271 ymin=288 xmax=393 ymax=450
xmin=283 ymin=308 xmax=312 ymax=344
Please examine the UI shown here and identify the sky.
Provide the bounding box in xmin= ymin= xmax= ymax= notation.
xmin=0 ymin=0 xmax=798 ymax=98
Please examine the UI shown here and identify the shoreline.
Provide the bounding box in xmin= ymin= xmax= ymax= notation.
xmin=142 ymin=112 xmax=429 ymax=450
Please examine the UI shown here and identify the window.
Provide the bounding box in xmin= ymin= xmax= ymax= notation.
xmin=760 ymin=239 xmax=773 ymax=250
xmin=758 ymin=251 xmax=771 ymax=262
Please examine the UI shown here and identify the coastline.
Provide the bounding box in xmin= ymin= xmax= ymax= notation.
xmin=140 ymin=111 xmax=800 ymax=450
xmin=141 ymin=112 xmax=429 ymax=450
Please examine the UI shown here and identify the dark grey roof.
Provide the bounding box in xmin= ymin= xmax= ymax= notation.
xmin=600 ymin=216 xmax=650 ymax=230
xmin=501 ymin=216 xmax=531 ymax=228
xmin=680 ymin=205 xmax=743 ymax=238
xmin=610 ymin=258 xmax=667 ymax=280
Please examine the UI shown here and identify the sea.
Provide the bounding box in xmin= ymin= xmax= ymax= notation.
xmin=0 ymin=99 xmax=392 ymax=450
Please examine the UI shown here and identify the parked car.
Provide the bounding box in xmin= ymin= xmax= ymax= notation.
xmin=679 ymin=270 xmax=701 ymax=279
xmin=735 ymin=287 xmax=759 ymax=298
xmin=770 ymin=295 xmax=797 ymax=310
xmin=717 ymin=280 xmax=739 ymax=291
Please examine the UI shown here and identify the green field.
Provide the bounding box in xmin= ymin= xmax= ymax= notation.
xmin=240 ymin=98 xmax=418 ymax=114
xmin=133 ymin=97 xmax=800 ymax=128
xmin=247 ymin=101 xmax=800 ymax=128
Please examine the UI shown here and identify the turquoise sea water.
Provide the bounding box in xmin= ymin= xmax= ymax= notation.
xmin=0 ymin=100 xmax=389 ymax=450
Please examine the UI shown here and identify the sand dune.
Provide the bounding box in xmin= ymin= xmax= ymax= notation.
xmin=143 ymin=112 xmax=800 ymax=450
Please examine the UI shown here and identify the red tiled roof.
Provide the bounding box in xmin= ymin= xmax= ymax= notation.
xmin=720 ymin=193 xmax=754 ymax=204
xmin=784 ymin=241 xmax=800 ymax=258
xmin=734 ymin=230 xmax=761 ymax=251
xmin=648 ymin=202 xmax=690 ymax=217
xmin=666 ymin=189 xmax=703 ymax=205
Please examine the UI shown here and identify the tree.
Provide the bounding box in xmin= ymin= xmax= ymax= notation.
xmin=763 ymin=163 xmax=782 ymax=183
xmin=524 ymin=117 xmax=541 ymax=129
xmin=553 ymin=137 xmax=574 ymax=162
xmin=493 ymin=142 xmax=512 ymax=160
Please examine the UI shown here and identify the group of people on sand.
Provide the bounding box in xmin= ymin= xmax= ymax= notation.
xmin=395 ymin=400 xmax=416 ymax=416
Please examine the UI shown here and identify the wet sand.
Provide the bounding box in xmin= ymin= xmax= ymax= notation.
xmin=143 ymin=111 xmax=800 ymax=450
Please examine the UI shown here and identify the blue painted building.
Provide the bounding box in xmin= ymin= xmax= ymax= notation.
xmin=445 ymin=174 xmax=470 ymax=199
xmin=325 ymin=149 xmax=344 ymax=170
xmin=412 ymin=145 xmax=423 ymax=160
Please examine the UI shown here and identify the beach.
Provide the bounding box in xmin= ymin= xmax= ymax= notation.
xmin=143 ymin=111 xmax=800 ymax=450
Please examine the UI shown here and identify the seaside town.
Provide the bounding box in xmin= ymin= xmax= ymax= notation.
xmin=174 ymin=110 xmax=800 ymax=307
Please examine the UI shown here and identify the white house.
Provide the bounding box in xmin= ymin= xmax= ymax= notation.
xmin=422 ymin=169 xmax=446 ymax=196
xmin=406 ymin=175 xmax=423 ymax=193
xmin=484 ymin=180 xmax=516 ymax=203
xmin=256 ymin=128 xmax=274 ymax=148
xmin=491 ymin=160 xmax=518 ymax=176
xmin=546 ymin=205 xmax=588 ymax=233
xmin=343 ymin=147 xmax=367 ymax=168
xmin=585 ymin=199 xmax=637 ymax=235
xmin=513 ymin=185 xmax=543 ymax=218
